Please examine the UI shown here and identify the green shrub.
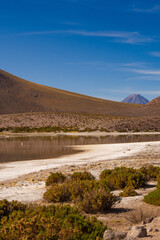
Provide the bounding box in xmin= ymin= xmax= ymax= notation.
xmin=119 ymin=186 xmax=138 ymax=197
xmin=44 ymin=180 xmax=98 ymax=203
xmin=71 ymin=171 xmax=95 ymax=181
xmin=43 ymin=184 xmax=71 ymax=202
xmin=144 ymin=189 xmax=160 ymax=206
xmin=78 ymin=188 xmax=119 ymax=214
xmin=0 ymin=199 xmax=26 ymax=220
xmin=157 ymin=182 xmax=160 ymax=189
xmin=46 ymin=172 xmax=66 ymax=186
xmin=99 ymin=167 xmax=145 ymax=190
xmin=69 ymin=180 xmax=97 ymax=201
xmin=99 ymin=169 xmax=112 ymax=179
xmin=139 ymin=165 xmax=160 ymax=180
xmin=43 ymin=178 xmax=119 ymax=214
xmin=0 ymin=203 xmax=106 ymax=240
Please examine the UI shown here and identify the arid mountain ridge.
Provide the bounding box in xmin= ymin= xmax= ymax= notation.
xmin=0 ymin=69 xmax=160 ymax=118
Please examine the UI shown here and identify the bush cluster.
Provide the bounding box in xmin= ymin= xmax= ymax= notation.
xmin=6 ymin=126 xmax=96 ymax=133
xmin=44 ymin=171 xmax=119 ymax=213
xmin=0 ymin=200 xmax=106 ymax=240
xmin=99 ymin=167 xmax=146 ymax=190
xmin=139 ymin=165 xmax=160 ymax=180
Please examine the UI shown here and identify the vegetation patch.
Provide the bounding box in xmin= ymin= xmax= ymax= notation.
xmin=0 ymin=200 xmax=106 ymax=240
xmin=44 ymin=171 xmax=120 ymax=213
xmin=78 ymin=188 xmax=119 ymax=214
xmin=144 ymin=188 xmax=160 ymax=206
xmin=70 ymin=171 xmax=95 ymax=181
xmin=46 ymin=172 xmax=66 ymax=186
xmin=119 ymin=186 xmax=138 ymax=197
xmin=99 ymin=167 xmax=146 ymax=190
xmin=139 ymin=165 xmax=160 ymax=181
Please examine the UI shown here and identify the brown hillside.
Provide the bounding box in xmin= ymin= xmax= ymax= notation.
xmin=147 ymin=96 xmax=160 ymax=105
xmin=0 ymin=69 xmax=143 ymax=116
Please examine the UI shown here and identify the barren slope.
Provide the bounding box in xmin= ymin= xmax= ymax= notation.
xmin=147 ymin=96 xmax=160 ymax=105
xmin=0 ymin=69 xmax=142 ymax=116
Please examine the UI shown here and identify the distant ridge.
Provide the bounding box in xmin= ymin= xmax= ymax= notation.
xmin=147 ymin=96 xmax=160 ymax=105
xmin=122 ymin=94 xmax=149 ymax=104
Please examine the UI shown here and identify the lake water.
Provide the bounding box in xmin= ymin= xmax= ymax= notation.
xmin=1 ymin=134 xmax=160 ymax=163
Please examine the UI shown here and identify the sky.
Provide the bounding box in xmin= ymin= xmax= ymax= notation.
xmin=1 ymin=0 xmax=160 ymax=102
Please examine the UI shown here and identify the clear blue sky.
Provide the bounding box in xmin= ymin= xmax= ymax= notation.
xmin=1 ymin=0 xmax=160 ymax=101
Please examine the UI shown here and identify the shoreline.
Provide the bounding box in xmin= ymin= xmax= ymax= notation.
xmin=0 ymin=140 xmax=160 ymax=202
xmin=1 ymin=131 xmax=160 ymax=138
xmin=0 ymin=140 xmax=160 ymax=182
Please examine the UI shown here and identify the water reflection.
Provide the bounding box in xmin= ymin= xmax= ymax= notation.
xmin=0 ymin=134 xmax=160 ymax=163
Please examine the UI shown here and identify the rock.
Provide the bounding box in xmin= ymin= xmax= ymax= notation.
xmin=152 ymin=216 xmax=160 ymax=225
xmin=103 ymin=229 xmax=127 ymax=240
xmin=126 ymin=226 xmax=147 ymax=239
xmin=125 ymin=227 xmax=132 ymax=231
xmin=142 ymin=217 xmax=154 ymax=225
xmin=147 ymin=226 xmax=153 ymax=232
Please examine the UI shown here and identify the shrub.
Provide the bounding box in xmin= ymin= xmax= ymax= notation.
xmin=44 ymin=180 xmax=98 ymax=203
xmin=43 ymin=178 xmax=119 ymax=214
xmin=157 ymin=180 xmax=160 ymax=189
xmin=119 ymin=186 xmax=138 ymax=197
xmin=46 ymin=172 xmax=66 ymax=186
xmin=69 ymin=180 xmax=97 ymax=201
xmin=124 ymin=207 xmax=160 ymax=224
xmin=0 ymin=199 xmax=26 ymax=220
xmin=78 ymin=188 xmax=119 ymax=214
xmin=139 ymin=165 xmax=160 ymax=181
xmin=70 ymin=171 xmax=95 ymax=181
xmin=99 ymin=169 xmax=112 ymax=179
xmin=99 ymin=167 xmax=145 ymax=190
xmin=0 ymin=203 xmax=106 ymax=240
xmin=43 ymin=184 xmax=71 ymax=202
xmin=144 ymin=188 xmax=160 ymax=206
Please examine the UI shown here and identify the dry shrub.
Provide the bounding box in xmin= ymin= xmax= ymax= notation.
xmin=123 ymin=207 xmax=160 ymax=224
xmin=43 ymin=184 xmax=71 ymax=202
xmin=78 ymin=188 xmax=120 ymax=214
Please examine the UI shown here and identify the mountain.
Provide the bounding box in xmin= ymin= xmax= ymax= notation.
xmin=147 ymin=96 xmax=160 ymax=105
xmin=122 ymin=94 xmax=149 ymax=104
xmin=0 ymin=69 xmax=143 ymax=116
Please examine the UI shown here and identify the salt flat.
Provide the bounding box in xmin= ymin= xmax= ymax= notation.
xmin=0 ymin=141 xmax=160 ymax=182
xmin=0 ymin=140 xmax=160 ymax=202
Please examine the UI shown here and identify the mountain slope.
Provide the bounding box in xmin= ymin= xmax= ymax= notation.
xmin=122 ymin=94 xmax=149 ymax=104
xmin=0 ymin=69 xmax=143 ymax=116
xmin=147 ymin=96 xmax=160 ymax=105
